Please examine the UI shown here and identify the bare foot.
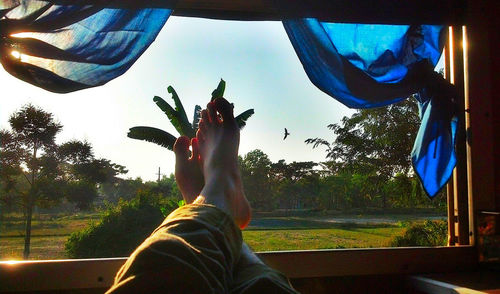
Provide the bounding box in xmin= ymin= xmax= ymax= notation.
xmin=173 ymin=136 xmax=204 ymax=204
xmin=195 ymin=98 xmax=251 ymax=229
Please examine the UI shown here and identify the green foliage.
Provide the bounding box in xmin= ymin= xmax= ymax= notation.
xmin=306 ymin=98 xmax=420 ymax=178
xmin=128 ymin=80 xmax=254 ymax=150
xmin=211 ymin=79 xmax=226 ymax=100
xmin=303 ymin=98 xmax=448 ymax=210
xmin=235 ymin=109 xmax=254 ymax=129
xmin=237 ymin=149 xmax=446 ymax=212
xmin=239 ymin=150 xmax=273 ymax=210
xmin=65 ymin=192 xmax=179 ymax=258
xmin=64 ymin=181 xmax=97 ymax=211
xmin=127 ymin=126 xmax=177 ymax=150
xmin=390 ymin=220 xmax=447 ymax=247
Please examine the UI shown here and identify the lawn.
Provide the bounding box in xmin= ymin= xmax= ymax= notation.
xmin=0 ymin=212 xmax=436 ymax=260
xmin=0 ymin=213 xmax=102 ymax=260
xmin=244 ymin=216 xmax=405 ymax=251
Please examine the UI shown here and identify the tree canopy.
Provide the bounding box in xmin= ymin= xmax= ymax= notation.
xmin=306 ymin=98 xmax=420 ymax=178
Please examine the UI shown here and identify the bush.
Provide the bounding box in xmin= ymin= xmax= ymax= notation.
xmin=390 ymin=220 xmax=447 ymax=247
xmin=65 ymin=192 xmax=179 ymax=258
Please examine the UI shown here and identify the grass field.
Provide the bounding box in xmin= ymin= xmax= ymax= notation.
xmin=0 ymin=212 xmax=441 ymax=260
xmin=0 ymin=213 xmax=102 ymax=260
xmin=244 ymin=216 xmax=405 ymax=251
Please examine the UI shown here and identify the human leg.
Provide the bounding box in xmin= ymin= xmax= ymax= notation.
xmin=106 ymin=99 xmax=249 ymax=294
xmin=173 ymin=135 xmax=204 ymax=203
xmin=231 ymin=243 xmax=299 ymax=294
xmin=194 ymin=98 xmax=298 ymax=293
xmin=194 ymin=98 xmax=251 ymax=229
xmin=107 ymin=98 xmax=297 ymax=293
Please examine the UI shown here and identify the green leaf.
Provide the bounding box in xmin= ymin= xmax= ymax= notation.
xmin=211 ymin=79 xmax=226 ymax=101
xmin=153 ymin=95 xmax=183 ymax=134
xmin=167 ymin=86 xmax=195 ymax=138
xmin=235 ymin=109 xmax=254 ymax=129
xmin=192 ymin=105 xmax=202 ymax=130
xmin=127 ymin=127 xmax=177 ymax=150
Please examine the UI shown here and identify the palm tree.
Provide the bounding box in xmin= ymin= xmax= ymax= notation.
xmin=127 ymin=80 xmax=254 ymax=150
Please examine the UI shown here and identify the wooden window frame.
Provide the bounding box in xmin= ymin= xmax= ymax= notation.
xmin=1 ymin=0 xmax=497 ymax=292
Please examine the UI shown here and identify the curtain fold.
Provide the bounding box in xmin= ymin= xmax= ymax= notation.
xmin=0 ymin=1 xmax=171 ymax=93
xmin=283 ymin=19 xmax=457 ymax=197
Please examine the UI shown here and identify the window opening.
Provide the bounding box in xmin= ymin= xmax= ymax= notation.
xmin=0 ymin=18 xmax=468 ymax=261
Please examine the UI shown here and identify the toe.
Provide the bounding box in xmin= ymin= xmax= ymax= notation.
xmin=207 ymin=102 xmax=219 ymax=124
xmin=214 ymin=98 xmax=234 ymax=123
xmin=196 ymin=128 xmax=205 ymax=145
xmin=174 ymin=136 xmax=190 ymax=163
xmin=199 ymin=119 xmax=207 ymax=134
xmin=190 ymin=137 xmax=200 ymax=161
xmin=201 ymin=110 xmax=209 ymax=126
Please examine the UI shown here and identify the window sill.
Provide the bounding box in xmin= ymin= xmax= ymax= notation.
xmin=0 ymin=246 xmax=477 ymax=292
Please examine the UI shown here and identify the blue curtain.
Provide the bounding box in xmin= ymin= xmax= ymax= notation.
xmin=283 ymin=19 xmax=457 ymax=197
xmin=0 ymin=2 xmax=171 ymax=93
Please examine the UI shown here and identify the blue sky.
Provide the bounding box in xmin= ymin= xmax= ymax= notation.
xmin=0 ymin=17 xmax=356 ymax=181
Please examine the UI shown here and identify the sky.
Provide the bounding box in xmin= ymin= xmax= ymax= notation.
xmin=0 ymin=17 xmax=356 ymax=181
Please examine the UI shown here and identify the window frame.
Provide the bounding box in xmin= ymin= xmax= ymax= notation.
xmin=0 ymin=246 xmax=477 ymax=292
xmin=1 ymin=0 xmax=496 ymax=292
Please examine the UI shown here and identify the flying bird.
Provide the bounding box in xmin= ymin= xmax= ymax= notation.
xmin=283 ymin=128 xmax=290 ymax=140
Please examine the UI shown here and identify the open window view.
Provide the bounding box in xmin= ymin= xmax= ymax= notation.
xmin=1 ymin=17 xmax=450 ymax=262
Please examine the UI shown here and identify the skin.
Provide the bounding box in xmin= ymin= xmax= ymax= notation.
xmin=173 ymin=136 xmax=204 ymax=204
xmin=174 ymin=97 xmax=251 ymax=229
xmin=173 ymin=97 xmax=260 ymax=270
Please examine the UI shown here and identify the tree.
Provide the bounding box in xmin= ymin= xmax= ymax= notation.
xmin=58 ymin=140 xmax=127 ymax=210
xmin=127 ymin=79 xmax=254 ymax=150
xmin=271 ymin=160 xmax=318 ymax=210
xmin=100 ymin=177 xmax=145 ymax=204
xmin=0 ymin=104 xmax=63 ymax=259
xmin=239 ymin=150 xmax=273 ymax=210
xmin=306 ymin=98 xmax=421 ymax=207
xmin=306 ymin=98 xmax=420 ymax=178
xmin=0 ymin=104 xmax=126 ymax=259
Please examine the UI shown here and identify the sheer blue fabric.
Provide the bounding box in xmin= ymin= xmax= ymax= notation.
xmin=0 ymin=2 xmax=171 ymax=93
xmin=283 ymin=19 xmax=456 ymax=197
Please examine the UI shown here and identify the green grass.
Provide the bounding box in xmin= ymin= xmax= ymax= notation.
xmin=244 ymin=226 xmax=404 ymax=251
xmin=0 ymin=213 xmax=102 ymax=238
xmin=0 ymin=213 xmax=102 ymax=260
xmin=0 ymin=235 xmax=68 ymax=260
xmin=0 ymin=212 xmax=437 ymax=260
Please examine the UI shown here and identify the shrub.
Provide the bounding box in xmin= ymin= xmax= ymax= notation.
xmin=65 ymin=192 xmax=179 ymax=258
xmin=390 ymin=220 xmax=447 ymax=247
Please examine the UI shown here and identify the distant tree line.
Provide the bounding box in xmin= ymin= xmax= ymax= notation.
xmin=239 ymin=149 xmax=446 ymax=212
xmin=240 ymin=97 xmax=446 ymax=212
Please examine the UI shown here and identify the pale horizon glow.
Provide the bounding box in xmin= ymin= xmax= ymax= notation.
xmin=1 ymin=17 xmax=357 ymax=181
